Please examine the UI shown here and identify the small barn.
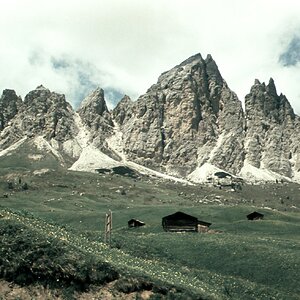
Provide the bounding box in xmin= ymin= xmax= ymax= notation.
xmin=247 ymin=211 xmax=264 ymax=220
xmin=162 ymin=211 xmax=211 ymax=232
xmin=128 ymin=218 xmax=145 ymax=228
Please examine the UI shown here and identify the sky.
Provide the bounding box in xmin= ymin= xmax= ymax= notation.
xmin=1 ymin=0 xmax=300 ymax=113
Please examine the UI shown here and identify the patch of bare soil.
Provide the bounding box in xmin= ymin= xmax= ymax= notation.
xmin=0 ymin=280 xmax=154 ymax=300
xmin=0 ymin=280 xmax=62 ymax=300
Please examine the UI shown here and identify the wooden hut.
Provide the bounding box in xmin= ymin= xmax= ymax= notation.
xmin=162 ymin=211 xmax=211 ymax=232
xmin=128 ymin=218 xmax=145 ymax=228
xmin=247 ymin=211 xmax=264 ymax=220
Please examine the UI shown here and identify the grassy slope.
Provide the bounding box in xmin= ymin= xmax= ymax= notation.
xmin=0 ymin=148 xmax=300 ymax=299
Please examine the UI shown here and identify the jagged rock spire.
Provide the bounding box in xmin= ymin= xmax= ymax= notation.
xmin=116 ymin=53 xmax=244 ymax=176
xmin=0 ymin=89 xmax=22 ymax=130
xmin=244 ymin=78 xmax=299 ymax=177
xmin=112 ymin=95 xmax=132 ymax=125
xmin=78 ymin=87 xmax=109 ymax=117
xmin=77 ymin=87 xmax=113 ymax=143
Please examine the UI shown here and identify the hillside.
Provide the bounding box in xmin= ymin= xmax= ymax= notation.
xmin=0 ymin=163 xmax=299 ymax=299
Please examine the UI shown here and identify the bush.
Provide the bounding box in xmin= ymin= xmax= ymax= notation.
xmin=115 ymin=277 xmax=153 ymax=293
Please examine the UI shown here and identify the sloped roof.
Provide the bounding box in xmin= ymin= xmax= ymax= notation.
xmin=198 ymin=220 xmax=212 ymax=227
xmin=247 ymin=211 xmax=264 ymax=219
xmin=162 ymin=211 xmax=198 ymax=221
xmin=128 ymin=218 xmax=145 ymax=225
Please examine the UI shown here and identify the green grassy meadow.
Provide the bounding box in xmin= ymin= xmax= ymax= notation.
xmin=0 ymin=149 xmax=300 ymax=299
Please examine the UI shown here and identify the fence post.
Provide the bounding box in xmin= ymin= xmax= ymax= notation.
xmin=104 ymin=210 xmax=112 ymax=245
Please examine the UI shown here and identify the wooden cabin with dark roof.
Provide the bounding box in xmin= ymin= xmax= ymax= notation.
xmin=247 ymin=211 xmax=264 ymax=220
xmin=162 ymin=211 xmax=211 ymax=232
xmin=128 ymin=218 xmax=145 ymax=228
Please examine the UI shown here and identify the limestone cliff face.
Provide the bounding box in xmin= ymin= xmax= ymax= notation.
xmin=113 ymin=54 xmax=245 ymax=176
xmin=0 ymin=86 xmax=77 ymax=157
xmin=77 ymin=87 xmax=113 ymax=145
xmin=0 ymin=89 xmax=22 ymax=130
xmin=244 ymin=78 xmax=300 ymax=178
xmin=112 ymin=95 xmax=133 ymax=126
xmin=1 ymin=53 xmax=300 ymax=182
xmin=21 ymin=85 xmax=76 ymax=141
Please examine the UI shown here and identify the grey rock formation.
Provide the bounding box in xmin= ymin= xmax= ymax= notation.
xmin=77 ymin=87 xmax=113 ymax=142
xmin=112 ymin=95 xmax=133 ymax=126
xmin=0 ymin=89 xmax=22 ymax=130
xmin=1 ymin=53 xmax=300 ymax=182
xmin=0 ymin=85 xmax=77 ymax=151
xmin=113 ymin=53 xmax=245 ymax=176
xmin=21 ymin=85 xmax=76 ymax=140
xmin=244 ymin=78 xmax=300 ymax=177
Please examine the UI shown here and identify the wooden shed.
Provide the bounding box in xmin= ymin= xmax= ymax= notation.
xmin=128 ymin=218 xmax=145 ymax=228
xmin=162 ymin=211 xmax=211 ymax=232
xmin=247 ymin=211 xmax=264 ymax=220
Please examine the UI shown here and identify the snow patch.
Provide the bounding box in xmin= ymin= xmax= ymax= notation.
xmin=238 ymin=162 xmax=291 ymax=183
xmin=0 ymin=137 xmax=27 ymax=157
xmin=106 ymin=120 xmax=126 ymax=161
xmin=69 ymin=145 xmax=120 ymax=172
xmin=73 ymin=112 xmax=91 ymax=149
xmin=126 ymin=160 xmax=191 ymax=184
xmin=62 ymin=113 xmax=91 ymax=158
xmin=292 ymin=170 xmax=300 ymax=183
xmin=207 ymin=134 xmax=225 ymax=162
xmin=187 ymin=163 xmax=227 ymax=183
xmin=62 ymin=139 xmax=82 ymax=158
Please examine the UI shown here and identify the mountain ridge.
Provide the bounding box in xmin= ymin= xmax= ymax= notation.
xmin=1 ymin=53 xmax=300 ymax=183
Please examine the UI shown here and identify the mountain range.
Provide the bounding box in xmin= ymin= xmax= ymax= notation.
xmin=1 ymin=53 xmax=300 ymax=183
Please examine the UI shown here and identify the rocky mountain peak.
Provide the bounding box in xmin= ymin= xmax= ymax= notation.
xmin=1 ymin=53 xmax=300 ymax=183
xmin=0 ymin=86 xmax=76 ymax=150
xmin=23 ymin=86 xmax=51 ymax=107
xmin=245 ymin=78 xmax=295 ymax=123
xmin=116 ymin=53 xmax=244 ymax=176
xmin=266 ymin=77 xmax=277 ymax=97
xmin=112 ymin=95 xmax=133 ymax=126
xmin=177 ymin=53 xmax=203 ymax=67
xmin=204 ymin=54 xmax=223 ymax=84
xmin=78 ymin=87 xmax=109 ymax=118
xmin=1 ymin=89 xmax=21 ymax=102
xmin=0 ymin=89 xmax=22 ymax=130
xmin=36 ymin=84 xmax=48 ymax=90
xmin=77 ymin=88 xmax=113 ymax=143
xmin=243 ymin=78 xmax=299 ymax=177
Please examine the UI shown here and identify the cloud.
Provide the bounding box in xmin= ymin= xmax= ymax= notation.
xmin=279 ymin=36 xmax=300 ymax=67
xmin=1 ymin=0 xmax=300 ymax=113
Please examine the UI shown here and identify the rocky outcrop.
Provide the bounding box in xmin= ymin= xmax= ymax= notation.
xmin=21 ymin=85 xmax=76 ymax=141
xmin=0 ymin=89 xmax=22 ymax=130
xmin=1 ymin=53 xmax=300 ymax=183
xmin=77 ymin=87 xmax=113 ymax=143
xmin=0 ymin=85 xmax=77 ymax=155
xmin=112 ymin=95 xmax=133 ymax=126
xmin=113 ymin=53 xmax=245 ymax=177
xmin=244 ymin=78 xmax=300 ymax=178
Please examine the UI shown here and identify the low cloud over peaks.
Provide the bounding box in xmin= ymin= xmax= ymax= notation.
xmin=279 ymin=36 xmax=300 ymax=67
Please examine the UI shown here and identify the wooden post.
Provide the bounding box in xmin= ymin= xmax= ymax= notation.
xmin=104 ymin=210 xmax=112 ymax=245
